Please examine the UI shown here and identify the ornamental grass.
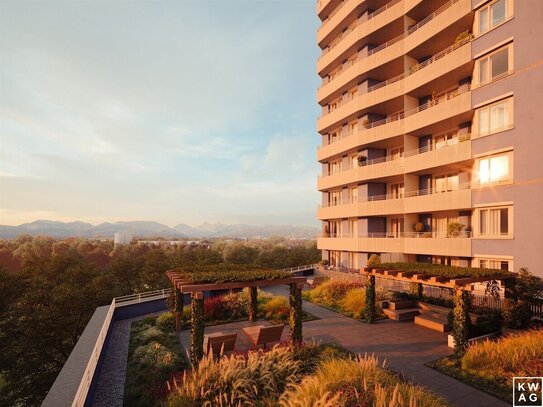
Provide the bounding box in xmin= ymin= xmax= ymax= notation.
xmin=461 ymin=328 xmax=543 ymax=383
xmin=304 ymin=280 xmax=365 ymax=309
xmin=376 ymin=262 xmax=513 ymax=279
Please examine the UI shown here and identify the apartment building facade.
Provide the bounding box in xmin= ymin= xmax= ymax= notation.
xmin=316 ymin=0 xmax=543 ymax=276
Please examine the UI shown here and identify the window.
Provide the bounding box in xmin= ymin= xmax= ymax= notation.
xmin=477 ymin=45 xmax=511 ymax=85
xmin=348 ymin=88 xmax=358 ymax=101
xmin=478 ymin=206 xmax=511 ymax=236
xmin=434 ymin=173 xmax=459 ymax=193
xmin=479 ymin=258 xmax=510 ymax=270
xmin=434 ymin=131 xmax=458 ymax=149
xmin=477 ymin=98 xmax=512 ymax=135
xmin=349 ymin=121 xmax=358 ymax=135
xmin=477 ymin=151 xmax=512 ymax=184
xmin=329 ymin=190 xmax=341 ymax=206
xmin=349 ymin=187 xmax=358 ymax=203
xmin=477 ymin=0 xmax=508 ymax=35
xmin=389 ymin=183 xmax=404 ymax=199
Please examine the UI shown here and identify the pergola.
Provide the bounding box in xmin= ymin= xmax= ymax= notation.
xmin=166 ymin=269 xmax=306 ymax=365
xmin=360 ymin=265 xmax=517 ymax=354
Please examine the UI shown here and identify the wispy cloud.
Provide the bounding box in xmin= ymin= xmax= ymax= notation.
xmin=0 ymin=0 xmax=321 ymax=227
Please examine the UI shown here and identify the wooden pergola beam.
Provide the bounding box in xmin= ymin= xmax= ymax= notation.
xmin=175 ymin=276 xmax=307 ymax=293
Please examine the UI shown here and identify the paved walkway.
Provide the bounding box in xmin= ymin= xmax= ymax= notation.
xmin=259 ymin=286 xmax=508 ymax=407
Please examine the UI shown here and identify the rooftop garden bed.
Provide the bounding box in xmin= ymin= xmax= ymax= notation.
xmin=374 ymin=262 xmax=515 ymax=279
xmin=427 ymin=328 xmax=543 ymax=403
xmin=166 ymin=342 xmax=447 ymax=406
xmin=170 ymin=265 xmax=294 ymax=285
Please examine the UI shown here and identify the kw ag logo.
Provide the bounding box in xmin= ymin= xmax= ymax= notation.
xmin=514 ymin=377 xmax=543 ymax=407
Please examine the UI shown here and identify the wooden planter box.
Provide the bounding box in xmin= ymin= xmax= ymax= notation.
xmin=447 ymin=331 xmax=500 ymax=348
xmin=388 ymin=300 xmax=414 ymax=310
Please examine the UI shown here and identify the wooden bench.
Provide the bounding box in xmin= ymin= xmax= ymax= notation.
xmin=204 ymin=332 xmax=237 ymax=356
xmin=241 ymin=325 xmax=284 ymax=349
xmin=306 ymin=276 xmax=325 ymax=289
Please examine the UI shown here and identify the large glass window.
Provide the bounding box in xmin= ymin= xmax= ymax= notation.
xmin=477 ymin=0 xmax=508 ymax=35
xmin=478 ymin=206 xmax=511 ymax=236
xmin=477 ymin=98 xmax=511 ymax=135
xmin=478 ymin=152 xmax=511 ymax=184
xmin=477 ymin=45 xmax=510 ymax=85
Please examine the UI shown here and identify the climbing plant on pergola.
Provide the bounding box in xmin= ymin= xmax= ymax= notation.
xmin=166 ymin=268 xmax=306 ymax=366
xmin=361 ymin=263 xmax=517 ymax=355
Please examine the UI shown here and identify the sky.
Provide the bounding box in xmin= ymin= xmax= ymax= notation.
xmin=0 ymin=0 xmax=321 ymax=228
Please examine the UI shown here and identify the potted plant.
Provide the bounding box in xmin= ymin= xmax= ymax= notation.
xmin=357 ymin=155 xmax=368 ymax=166
xmin=362 ymin=119 xmax=370 ymax=129
xmin=413 ymin=222 xmax=425 ymax=234
xmin=447 ymin=222 xmax=465 ymax=238
xmin=388 ymin=291 xmax=415 ymax=310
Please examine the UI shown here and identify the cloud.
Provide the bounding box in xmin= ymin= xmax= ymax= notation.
xmin=0 ymin=0 xmax=321 ymax=227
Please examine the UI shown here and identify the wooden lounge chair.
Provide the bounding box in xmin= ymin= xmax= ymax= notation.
xmin=241 ymin=325 xmax=284 ymax=349
xmin=204 ymin=332 xmax=237 ymax=356
xmin=306 ymin=276 xmax=325 ymax=289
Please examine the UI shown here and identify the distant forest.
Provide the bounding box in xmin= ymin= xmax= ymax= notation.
xmin=0 ymin=235 xmax=320 ymax=406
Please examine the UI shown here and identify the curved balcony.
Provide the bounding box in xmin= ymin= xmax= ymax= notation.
xmin=317 ymin=0 xmax=405 ymax=75
xmin=317 ymin=231 xmax=472 ymax=256
xmin=317 ymin=0 xmax=471 ymax=98
xmin=404 ymin=133 xmax=472 ymax=173
xmin=318 ymin=156 xmax=404 ymax=191
xmin=318 ymin=194 xmax=405 ymax=219
xmin=404 ymin=183 xmax=472 ymax=213
xmin=318 ymin=0 xmax=404 ymax=47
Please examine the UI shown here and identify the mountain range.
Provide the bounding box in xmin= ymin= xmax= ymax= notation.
xmin=0 ymin=220 xmax=319 ymax=239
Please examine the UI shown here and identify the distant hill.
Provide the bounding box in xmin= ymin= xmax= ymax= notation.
xmin=0 ymin=220 xmax=319 ymax=239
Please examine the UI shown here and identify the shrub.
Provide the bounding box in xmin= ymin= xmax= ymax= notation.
xmin=367 ymin=254 xmax=381 ymax=268
xmin=340 ymin=288 xmax=366 ymax=318
xmin=262 ymin=296 xmax=290 ymax=321
xmin=307 ymin=280 xmax=365 ymax=308
xmin=447 ymin=222 xmax=465 ymax=237
xmin=156 ymin=313 xmax=175 ymax=331
xmin=471 ymin=310 xmax=503 ymax=337
xmin=138 ymin=326 xmax=165 ymax=344
xmin=223 ymin=290 xmax=249 ymax=319
xmin=203 ymin=296 xmax=229 ymax=322
xmin=461 ymin=329 xmax=543 ymax=383
xmin=503 ymin=299 xmax=532 ymax=329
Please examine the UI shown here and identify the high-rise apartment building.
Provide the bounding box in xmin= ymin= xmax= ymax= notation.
xmin=316 ymin=0 xmax=543 ymax=276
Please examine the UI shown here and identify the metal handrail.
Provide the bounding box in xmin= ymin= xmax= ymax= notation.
xmin=403 ymin=182 xmax=471 ymax=198
xmin=321 ymin=230 xmax=473 ymax=239
xmin=318 ymin=0 xmax=462 ymax=89
xmin=403 ymin=133 xmax=471 ymax=157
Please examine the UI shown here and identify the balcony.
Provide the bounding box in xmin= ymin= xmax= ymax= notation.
xmin=318 ymin=194 xmax=405 ymax=219
xmin=404 ymin=133 xmax=472 ymax=173
xmin=317 ymin=0 xmax=341 ymax=19
xmin=317 ymin=0 xmax=471 ymax=96
xmin=317 ymin=231 xmax=472 ymax=256
xmin=318 ymin=156 xmax=404 ymax=190
xmin=318 ymin=0 xmax=404 ymax=47
xmin=317 ymin=0 xmax=405 ymax=75
xmin=317 ymin=235 xmax=405 ymax=253
xmin=403 ymin=232 xmax=472 ymax=257
xmin=404 ymin=184 xmax=472 ymax=213
xmin=404 ymin=84 xmax=472 ymax=134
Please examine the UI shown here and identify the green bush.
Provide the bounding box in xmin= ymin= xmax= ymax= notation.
xmin=503 ymin=300 xmax=532 ymax=329
xmin=261 ymin=296 xmax=290 ymax=321
xmin=156 ymin=313 xmax=176 ymax=331
xmin=377 ymin=262 xmax=513 ymax=279
xmin=340 ymin=288 xmax=366 ymax=318
xmin=306 ymin=280 xmax=365 ymax=308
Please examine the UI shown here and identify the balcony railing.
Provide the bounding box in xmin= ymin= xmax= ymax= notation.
xmin=320 ymin=192 xmax=404 ymax=208
xmin=404 ymin=182 xmax=471 ymax=198
xmin=321 ymin=231 xmax=473 ymax=238
xmin=404 ymin=132 xmax=471 ymax=157
xmin=321 ymin=153 xmax=403 ymax=178
xmin=318 ymin=0 xmax=462 ymax=79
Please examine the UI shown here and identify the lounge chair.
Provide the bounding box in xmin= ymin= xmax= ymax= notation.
xmin=306 ymin=276 xmax=325 ymax=289
xmin=241 ymin=325 xmax=285 ymax=349
xmin=204 ymin=332 xmax=237 ymax=356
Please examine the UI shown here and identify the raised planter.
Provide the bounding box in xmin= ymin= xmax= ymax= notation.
xmin=389 ymin=300 xmax=415 ymax=310
xmin=447 ymin=331 xmax=500 ymax=348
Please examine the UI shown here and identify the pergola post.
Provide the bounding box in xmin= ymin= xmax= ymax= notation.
xmin=289 ymin=283 xmax=303 ymax=345
xmin=365 ymin=275 xmax=376 ymax=323
xmin=190 ymin=292 xmax=204 ymax=366
xmin=174 ymin=287 xmax=183 ymax=332
xmin=452 ymin=288 xmax=471 ymax=356
xmin=248 ymin=286 xmax=258 ymax=321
